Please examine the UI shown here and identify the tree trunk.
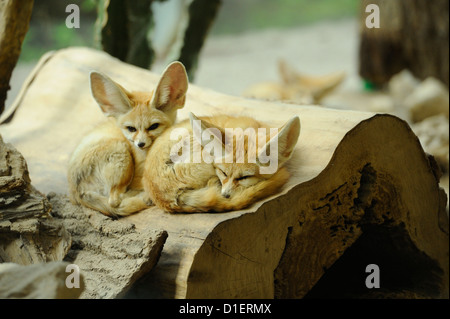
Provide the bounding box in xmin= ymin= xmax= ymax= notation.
xmin=95 ymin=0 xmax=221 ymax=79
xmin=178 ymin=0 xmax=222 ymax=80
xmin=96 ymin=0 xmax=155 ymax=69
xmin=0 ymin=47 xmax=448 ymax=299
xmin=0 ymin=0 xmax=34 ymax=116
xmin=359 ymin=0 xmax=449 ymax=87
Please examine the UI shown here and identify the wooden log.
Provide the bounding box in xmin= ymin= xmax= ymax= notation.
xmin=359 ymin=0 xmax=449 ymax=87
xmin=0 ymin=0 xmax=34 ymax=115
xmin=127 ymin=116 xmax=449 ymax=299
xmin=0 ymin=47 xmax=447 ymax=298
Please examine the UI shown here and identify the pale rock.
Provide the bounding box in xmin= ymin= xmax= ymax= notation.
xmin=412 ymin=114 xmax=449 ymax=173
xmin=50 ymin=194 xmax=168 ymax=299
xmin=405 ymin=77 xmax=449 ymax=123
xmin=367 ymin=94 xmax=395 ymax=113
xmin=0 ymin=261 xmax=84 ymax=298
xmin=0 ymin=135 xmax=72 ymax=264
xmin=388 ymin=69 xmax=420 ymax=103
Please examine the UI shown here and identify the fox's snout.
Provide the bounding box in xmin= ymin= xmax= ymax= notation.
xmin=221 ymin=181 xmax=234 ymax=198
xmin=132 ymin=131 xmax=152 ymax=149
xmin=222 ymin=191 xmax=231 ymax=199
xmin=135 ymin=139 xmax=150 ymax=149
xmin=137 ymin=141 xmax=146 ymax=148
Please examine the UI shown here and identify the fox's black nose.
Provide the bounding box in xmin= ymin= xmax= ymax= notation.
xmin=223 ymin=193 xmax=231 ymax=199
xmin=138 ymin=142 xmax=145 ymax=148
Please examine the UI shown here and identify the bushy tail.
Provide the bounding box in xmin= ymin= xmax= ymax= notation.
xmin=171 ymin=168 xmax=290 ymax=213
xmin=70 ymin=190 xmax=149 ymax=218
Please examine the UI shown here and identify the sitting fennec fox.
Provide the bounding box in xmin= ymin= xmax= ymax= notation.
xmin=143 ymin=113 xmax=300 ymax=213
xmin=68 ymin=62 xmax=188 ymax=217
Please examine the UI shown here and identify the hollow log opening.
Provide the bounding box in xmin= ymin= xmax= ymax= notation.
xmin=274 ymin=158 xmax=447 ymax=299
xmin=304 ymin=223 xmax=444 ymax=299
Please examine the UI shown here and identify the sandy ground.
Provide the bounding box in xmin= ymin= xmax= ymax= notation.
xmin=5 ymin=18 xmax=448 ymax=205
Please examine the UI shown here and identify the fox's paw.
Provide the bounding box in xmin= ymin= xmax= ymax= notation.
xmin=134 ymin=191 xmax=153 ymax=206
xmin=108 ymin=196 xmax=121 ymax=208
xmin=142 ymin=195 xmax=153 ymax=206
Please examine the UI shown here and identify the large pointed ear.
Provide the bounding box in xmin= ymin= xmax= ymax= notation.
xmin=189 ymin=112 xmax=227 ymax=163
xmin=278 ymin=59 xmax=298 ymax=85
xmin=189 ymin=113 xmax=225 ymax=147
xmin=258 ymin=116 xmax=300 ymax=167
xmin=151 ymin=61 xmax=189 ymax=113
xmin=309 ymin=71 xmax=346 ymax=102
xmin=90 ymin=71 xmax=132 ymax=117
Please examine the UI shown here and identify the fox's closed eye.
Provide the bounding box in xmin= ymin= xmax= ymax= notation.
xmin=148 ymin=123 xmax=160 ymax=131
xmin=216 ymin=168 xmax=227 ymax=177
xmin=126 ymin=126 xmax=137 ymax=132
xmin=236 ymin=175 xmax=251 ymax=181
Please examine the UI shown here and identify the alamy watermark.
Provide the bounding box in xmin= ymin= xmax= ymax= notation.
xmin=169 ymin=120 xmax=280 ymax=174
xmin=65 ymin=4 xmax=80 ymax=29
xmin=65 ymin=263 xmax=81 ymax=289
xmin=365 ymin=4 xmax=380 ymax=29
xmin=365 ymin=264 xmax=380 ymax=289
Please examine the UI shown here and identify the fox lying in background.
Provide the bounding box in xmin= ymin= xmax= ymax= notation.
xmin=243 ymin=59 xmax=346 ymax=105
xmin=143 ymin=112 xmax=300 ymax=213
xmin=68 ymin=62 xmax=188 ymax=217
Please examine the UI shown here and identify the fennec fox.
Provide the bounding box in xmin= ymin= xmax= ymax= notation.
xmin=68 ymin=62 xmax=188 ymax=217
xmin=143 ymin=113 xmax=300 ymax=213
xmin=243 ymin=59 xmax=346 ymax=104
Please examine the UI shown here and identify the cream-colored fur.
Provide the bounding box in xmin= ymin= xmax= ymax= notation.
xmin=68 ymin=62 xmax=188 ymax=217
xmin=243 ymin=59 xmax=346 ymax=104
xmin=143 ymin=113 xmax=300 ymax=213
